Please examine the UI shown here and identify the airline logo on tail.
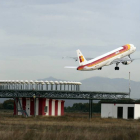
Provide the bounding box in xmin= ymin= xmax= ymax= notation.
xmin=77 ymin=49 xmax=87 ymax=66
xmin=79 ymin=56 xmax=84 ymax=63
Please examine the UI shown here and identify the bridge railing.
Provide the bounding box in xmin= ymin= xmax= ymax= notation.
xmin=0 ymin=80 xmax=82 ymax=91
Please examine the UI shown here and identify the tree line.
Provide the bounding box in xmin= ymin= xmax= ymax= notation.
xmin=1 ymin=98 xmax=140 ymax=111
xmin=64 ymin=99 xmax=140 ymax=113
xmin=0 ymin=99 xmax=14 ymax=109
xmin=64 ymin=102 xmax=101 ymax=112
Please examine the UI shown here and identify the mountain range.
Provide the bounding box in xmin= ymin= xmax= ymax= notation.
xmin=38 ymin=76 xmax=140 ymax=106
xmin=39 ymin=76 xmax=139 ymax=97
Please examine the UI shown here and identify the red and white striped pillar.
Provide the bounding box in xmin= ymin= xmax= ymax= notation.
xmin=14 ymin=98 xmax=65 ymax=116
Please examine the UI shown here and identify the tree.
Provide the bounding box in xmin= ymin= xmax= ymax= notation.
xmin=0 ymin=103 xmax=3 ymax=109
xmin=65 ymin=102 xmax=101 ymax=113
xmin=3 ymin=99 xmax=14 ymax=109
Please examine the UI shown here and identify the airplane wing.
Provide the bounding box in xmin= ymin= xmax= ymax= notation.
xmin=111 ymin=58 xmax=135 ymax=64
xmin=62 ymin=56 xmax=93 ymax=61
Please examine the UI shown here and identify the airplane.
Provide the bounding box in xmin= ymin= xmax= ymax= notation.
xmin=65 ymin=44 xmax=136 ymax=71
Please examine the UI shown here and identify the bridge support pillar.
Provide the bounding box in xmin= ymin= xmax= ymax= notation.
xmin=14 ymin=98 xmax=28 ymax=117
xmin=89 ymin=99 xmax=93 ymax=120
xmin=34 ymin=97 xmax=36 ymax=117
xmin=14 ymin=98 xmax=18 ymax=116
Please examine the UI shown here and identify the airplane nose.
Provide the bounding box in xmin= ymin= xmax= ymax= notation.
xmin=133 ymin=46 xmax=136 ymax=51
xmin=130 ymin=44 xmax=136 ymax=51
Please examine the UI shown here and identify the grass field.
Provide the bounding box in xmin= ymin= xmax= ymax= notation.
xmin=0 ymin=110 xmax=140 ymax=140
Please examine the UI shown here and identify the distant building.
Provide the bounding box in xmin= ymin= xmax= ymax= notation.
xmin=101 ymin=103 xmax=140 ymax=119
xmin=14 ymin=98 xmax=65 ymax=116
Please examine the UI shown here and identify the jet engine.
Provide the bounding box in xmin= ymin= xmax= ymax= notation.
xmin=122 ymin=61 xmax=132 ymax=65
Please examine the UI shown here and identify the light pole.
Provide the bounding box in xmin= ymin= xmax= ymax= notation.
xmin=129 ymin=72 xmax=131 ymax=98
xmin=50 ymin=81 xmax=54 ymax=90
xmin=45 ymin=81 xmax=49 ymax=90
xmin=59 ymin=81 xmax=63 ymax=90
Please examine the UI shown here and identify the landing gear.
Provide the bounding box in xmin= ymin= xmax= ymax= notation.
xmin=128 ymin=55 xmax=131 ymax=59
xmin=115 ymin=63 xmax=119 ymax=70
xmin=98 ymin=67 xmax=102 ymax=70
xmin=115 ymin=67 xmax=119 ymax=70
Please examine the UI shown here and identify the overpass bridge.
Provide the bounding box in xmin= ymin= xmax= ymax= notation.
xmin=0 ymin=80 xmax=129 ymax=118
xmin=0 ymin=90 xmax=129 ymax=100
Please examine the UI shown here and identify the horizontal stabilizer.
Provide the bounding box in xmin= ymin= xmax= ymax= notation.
xmin=64 ymin=66 xmax=77 ymax=69
xmin=62 ymin=56 xmax=93 ymax=62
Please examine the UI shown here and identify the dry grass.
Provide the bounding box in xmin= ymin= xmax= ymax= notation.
xmin=0 ymin=110 xmax=140 ymax=140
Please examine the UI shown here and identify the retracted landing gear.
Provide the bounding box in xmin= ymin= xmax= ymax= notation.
xmin=115 ymin=63 xmax=119 ymax=70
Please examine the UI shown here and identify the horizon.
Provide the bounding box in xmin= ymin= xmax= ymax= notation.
xmin=0 ymin=75 xmax=138 ymax=83
xmin=37 ymin=75 xmax=140 ymax=83
xmin=0 ymin=75 xmax=138 ymax=82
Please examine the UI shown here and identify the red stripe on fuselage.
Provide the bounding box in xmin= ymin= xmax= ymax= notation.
xmin=78 ymin=45 xmax=129 ymax=70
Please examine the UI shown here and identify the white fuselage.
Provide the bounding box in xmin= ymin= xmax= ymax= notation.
xmin=78 ymin=44 xmax=136 ymax=71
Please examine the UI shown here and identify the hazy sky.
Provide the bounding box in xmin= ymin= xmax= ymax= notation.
xmin=0 ymin=0 xmax=140 ymax=81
